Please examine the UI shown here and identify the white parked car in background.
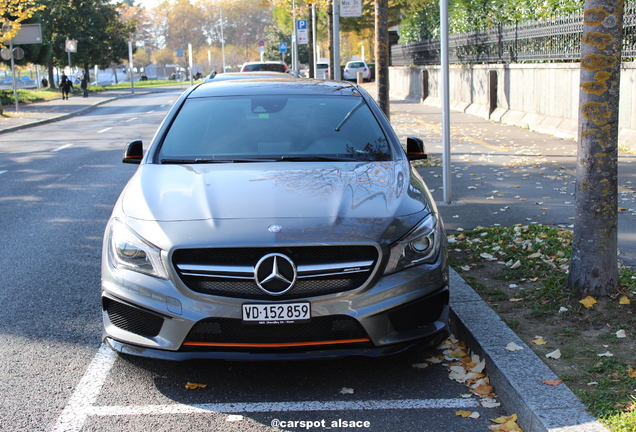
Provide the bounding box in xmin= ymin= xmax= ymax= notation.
xmin=343 ymin=61 xmax=371 ymax=82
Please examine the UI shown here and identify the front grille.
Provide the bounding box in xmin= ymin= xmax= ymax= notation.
xmin=172 ymin=246 xmax=378 ymax=299
xmin=184 ymin=315 xmax=369 ymax=345
xmin=103 ymin=297 xmax=164 ymax=337
xmin=388 ymin=289 xmax=449 ymax=332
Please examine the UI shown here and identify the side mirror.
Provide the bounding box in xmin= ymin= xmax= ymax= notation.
xmin=123 ymin=140 xmax=143 ymax=164
xmin=406 ymin=137 xmax=427 ymax=161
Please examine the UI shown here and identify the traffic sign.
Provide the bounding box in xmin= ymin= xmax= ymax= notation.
xmin=279 ymin=42 xmax=287 ymax=53
xmin=65 ymin=39 xmax=77 ymax=53
xmin=258 ymin=40 xmax=265 ymax=47
xmin=296 ymin=19 xmax=308 ymax=45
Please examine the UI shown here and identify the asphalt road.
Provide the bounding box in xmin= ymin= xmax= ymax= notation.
xmin=0 ymin=91 xmax=509 ymax=432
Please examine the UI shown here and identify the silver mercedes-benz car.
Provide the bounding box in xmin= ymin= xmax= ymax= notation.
xmin=102 ymin=79 xmax=449 ymax=360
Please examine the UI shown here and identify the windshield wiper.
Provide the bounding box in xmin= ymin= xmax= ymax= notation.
xmin=161 ymin=158 xmax=277 ymax=164
xmin=161 ymin=158 xmax=231 ymax=164
xmin=334 ymin=99 xmax=365 ymax=131
xmin=278 ymin=155 xmax=358 ymax=162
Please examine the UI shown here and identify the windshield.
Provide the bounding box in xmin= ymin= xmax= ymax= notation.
xmin=157 ymin=95 xmax=392 ymax=163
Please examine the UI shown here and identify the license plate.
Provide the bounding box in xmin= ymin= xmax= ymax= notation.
xmin=242 ymin=302 xmax=310 ymax=324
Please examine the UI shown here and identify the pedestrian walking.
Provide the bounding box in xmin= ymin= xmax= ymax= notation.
xmin=61 ymin=79 xmax=72 ymax=100
xmin=41 ymin=77 xmax=48 ymax=88
xmin=80 ymin=74 xmax=88 ymax=98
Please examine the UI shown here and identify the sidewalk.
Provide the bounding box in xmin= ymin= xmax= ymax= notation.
xmin=0 ymin=85 xmax=612 ymax=432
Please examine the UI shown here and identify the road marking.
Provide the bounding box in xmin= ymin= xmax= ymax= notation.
xmin=85 ymin=398 xmax=480 ymax=417
xmin=0 ymin=170 xmax=7 ymax=175
xmin=97 ymin=127 xmax=112 ymax=134
xmin=147 ymin=110 xmax=155 ymax=113
xmin=52 ymin=144 xmax=74 ymax=152
xmin=51 ymin=344 xmax=117 ymax=432
xmin=51 ymin=343 xmax=480 ymax=431
xmin=125 ymin=117 xmax=138 ymax=122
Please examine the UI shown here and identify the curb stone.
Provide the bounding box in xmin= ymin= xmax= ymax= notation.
xmin=449 ymin=267 xmax=610 ymax=432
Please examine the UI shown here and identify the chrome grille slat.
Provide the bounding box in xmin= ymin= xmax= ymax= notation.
xmin=172 ymin=246 xmax=378 ymax=299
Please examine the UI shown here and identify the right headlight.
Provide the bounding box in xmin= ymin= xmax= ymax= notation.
xmin=107 ymin=219 xmax=169 ymax=280
xmin=384 ymin=213 xmax=442 ymax=275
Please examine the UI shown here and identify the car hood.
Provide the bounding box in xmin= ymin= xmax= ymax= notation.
xmin=119 ymin=161 xmax=433 ymax=246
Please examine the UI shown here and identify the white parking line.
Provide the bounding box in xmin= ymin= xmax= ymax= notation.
xmin=85 ymin=398 xmax=480 ymax=417
xmin=52 ymin=144 xmax=74 ymax=152
xmin=97 ymin=127 xmax=112 ymax=134
xmin=125 ymin=117 xmax=138 ymax=122
xmin=147 ymin=110 xmax=155 ymax=113
xmin=52 ymin=343 xmax=480 ymax=431
xmin=52 ymin=344 xmax=117 ymax=432
xmin=0 ymin=170 xmax=7 ymax=175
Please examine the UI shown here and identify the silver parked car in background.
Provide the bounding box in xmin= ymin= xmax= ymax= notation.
xmin=102 ymin=79 xmax=449 ymax=360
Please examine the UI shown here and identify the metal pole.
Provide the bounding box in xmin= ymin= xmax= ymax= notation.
xmin=292 ymin=0 xmax=298 ymax=71
xmin=128 ymin=40 xmax=134 ymax=94
xmin=333 ymin=0 xmax=341 ymax=80
xmin=312 ymin=3 xmax=317 ymax=77
xmin=220 ymin=8 xmax=226 ymax=72
xmin=10 ymin=40 xmax=18 ymax=113
xmin=66 ymin=38 xmax=71 ymax=71
xmin=440 ymin=0 xmax=452 ymax=204
xmin=188 ymin=43 xmax=193 ymax=86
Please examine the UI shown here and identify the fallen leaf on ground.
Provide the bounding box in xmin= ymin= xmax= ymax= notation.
xmin=456 ymin=410 xmax=473 ymax=417
xmin=472 ymin=383 xmax=494 ymax=396
xmin=226 ymin=415 xmax=243 ymax=422
xmin=185 ymin=382 xmax=207 ymax=389
xmin=616 ymin=329 xmax=627 ymax=338
xmin=531 ymin=337 xmax=546 ymax=345
xmin=490 ymin=414 xmax=518 ymax=424
xmin=546 ymin=349 xmax=561 ymax=359
xmin=628 ymin=367 xmax=636 ymax=378
xmin=542 ymin=379 xmax=563 ymax=385
xmin=579 ymin=296 xmax=597 ymax=309
xmin=339 ymin=387 xmax=354 ymax=394
xmin=506 ymin=342 xmax=524 ymax=351
xmin=619 ymin=296 xmax=631 ymax=305
xmin=598 ymin=351 xmax=614 ymax=357
xmin=412 ymin=363 xmax=429 ymax=369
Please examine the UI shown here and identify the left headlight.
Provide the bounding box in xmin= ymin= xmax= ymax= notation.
xmin=107 ymin=219 xmax=169 ymax=279
xmin=384 ymin=213 xmax=442 ymax=275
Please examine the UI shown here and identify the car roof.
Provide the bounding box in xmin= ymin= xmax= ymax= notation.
xmin=190 ymin=79 xmax=363 ymax=98
xmin=204 ymin=71 xmax=293 ymax=82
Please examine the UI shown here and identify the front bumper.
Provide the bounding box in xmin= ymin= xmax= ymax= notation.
xmin=102 ymin=248 xmax=450 ymax=360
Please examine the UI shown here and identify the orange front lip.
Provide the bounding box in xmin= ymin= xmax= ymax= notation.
xmin=183 ymin=338 xmax=371 ymax=348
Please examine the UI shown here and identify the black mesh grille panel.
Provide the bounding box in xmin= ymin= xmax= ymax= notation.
xmin=172 ymin=246 xmax=378 ymax=299
xmin=185 ymin=315 xmax=368 ymax=345
xmin=104 ymin=297 xmax=164 ymax=338
xmin=388 ymin=289 xmax=449 ymax=332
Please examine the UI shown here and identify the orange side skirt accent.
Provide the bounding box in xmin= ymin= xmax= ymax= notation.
xmin=183 ymin=338 xmax=371 ymax=348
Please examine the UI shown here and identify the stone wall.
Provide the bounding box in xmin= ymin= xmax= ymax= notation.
xmin=389 ymin=63 xmax=636 ymax=146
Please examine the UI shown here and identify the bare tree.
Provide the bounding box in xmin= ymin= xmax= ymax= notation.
xmin=567 ymin=0 xmax=624 ymax=296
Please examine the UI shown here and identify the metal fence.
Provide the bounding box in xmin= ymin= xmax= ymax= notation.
xmin=392 ymin=2 xmax=636 ymax=65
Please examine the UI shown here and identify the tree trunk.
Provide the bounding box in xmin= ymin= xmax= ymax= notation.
xmin=567 ymin=0 xmax=624 ymax=296
xmin=375 ymin=0 xmax=390 ymax=120
xmin=47 ymin=58 xmax=56 ymax=89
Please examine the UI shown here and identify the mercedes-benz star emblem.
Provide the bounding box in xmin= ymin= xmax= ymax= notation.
xmin=254 ymin=253 xmax=297 ymax=296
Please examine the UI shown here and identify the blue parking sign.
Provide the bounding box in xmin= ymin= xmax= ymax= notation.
xmin=297 ymin=19 xmax=307 ymax=30
xmin=279 ymin=42 xmax=287 ymax=53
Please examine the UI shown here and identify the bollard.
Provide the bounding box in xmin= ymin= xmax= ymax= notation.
xmin=357 ymin=71 xmax=363 ymax=84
